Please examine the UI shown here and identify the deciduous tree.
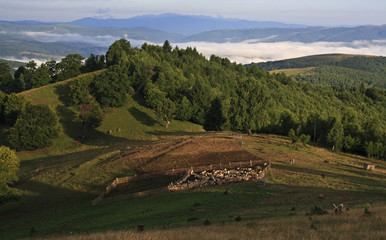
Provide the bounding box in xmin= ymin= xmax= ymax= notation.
xmin=8 ymin=104 xmax=60 ymax=150
xmin=0 ymin=146 xmax=20 ymax=204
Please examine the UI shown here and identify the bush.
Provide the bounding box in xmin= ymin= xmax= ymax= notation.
xmin=0 ymin=146 xmax=20 ymax=204
xmin=8 ymin=104 xmax=60 ymax=150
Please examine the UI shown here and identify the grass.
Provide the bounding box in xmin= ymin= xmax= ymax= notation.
xmin=270 ymin=67 xmax=315 ymax=76
xmin=35 ymin=205 xmax=386 ymax=240
xmin=275 ymin=53 xmax=371 ymax=68
xmin=1 ymin=133 xmax=384 ymax=239
xmin=0 ymin=75 xmax=384 ymax=239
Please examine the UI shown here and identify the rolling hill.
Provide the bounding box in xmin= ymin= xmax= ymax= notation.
xmin=0 ymin=42 xmax=385 ymax=239
xmin=256 ymin=54 xmax=386 ymax=89
xmin=0 ymin=74 xmax=384 ymax=238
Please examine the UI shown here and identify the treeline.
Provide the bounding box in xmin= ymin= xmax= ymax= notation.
xmin=0 ymin=53 xmax=106 ymax=94
xmin=294 ymin=66 xmax=386 ymax=89
xmin=67 ymin=39 xmax=385 ymax=159
xmin=256 ymin=55 xmax=386 ymax=89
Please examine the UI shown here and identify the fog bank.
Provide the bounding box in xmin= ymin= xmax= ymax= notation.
xmin=174 ymin=40 xmax=386 ymax=64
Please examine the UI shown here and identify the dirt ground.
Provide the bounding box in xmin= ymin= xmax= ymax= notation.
xmin=121 ymin=136 xmax=262 ymax=173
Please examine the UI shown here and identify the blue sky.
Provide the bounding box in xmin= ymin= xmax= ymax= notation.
xmin=0 ymin=0 xmax=385 ymax=25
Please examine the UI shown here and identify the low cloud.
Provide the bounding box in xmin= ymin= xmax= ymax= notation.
xmin=1 ymin=56 xmax=58 ymax=66
xmin=172 ymin=40 xmax=386 ymax=64
xmin=21 ymin=31 xmax=118 ymax=47
xmin=7 ymin=31 xmax=386 ymax=64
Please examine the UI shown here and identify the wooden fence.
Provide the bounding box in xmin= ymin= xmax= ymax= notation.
xmin=92 ymin=159 xmax=270 ymax=206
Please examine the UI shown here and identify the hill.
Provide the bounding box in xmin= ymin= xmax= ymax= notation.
xmin=0 ymin=130 xmax=385 ymax=239
xmin=0 ymin=59 xmax=25 ymax=73
xmin=255 ymin=53 xmax=368 ymax=70
xmin=16 ymin=72 xmax=203 ymax=154
xmin=0 ymin=42 xmax=385 ymax=239
xmin=257 ymin=54 xmax=386 ymax=89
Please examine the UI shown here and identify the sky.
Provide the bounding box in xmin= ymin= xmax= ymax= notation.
xmin=0 ymin=0 xmax=385 ymax=26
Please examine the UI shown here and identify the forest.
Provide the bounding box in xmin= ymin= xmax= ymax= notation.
xmin=0 ymin=39 xmax=385 ymax=160
xmin=256 ymin=55 xmax=386 ymax=89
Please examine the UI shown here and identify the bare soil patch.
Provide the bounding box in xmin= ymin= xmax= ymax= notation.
xmin=121 ymin=136 xmax=261 ymax=173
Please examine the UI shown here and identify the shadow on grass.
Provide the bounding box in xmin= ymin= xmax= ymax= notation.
xmin=128 ymin=106 xmax=157 ymax=127
xmin=1 ymin=179 xmax=385 ymax=240
xmin=56 ymin=105 xmax=148 ymax=147
xmin=54 ymin=82 xmax=72 ymax=106
xmin=0 ymin=180 xmax=96 ymax=240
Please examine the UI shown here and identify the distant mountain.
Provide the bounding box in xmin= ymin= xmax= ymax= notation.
xmin=69 ymin=13 xmax=305 ymax=35
xmin=0 ymin=14 xmax=385 ymax=61
xmin=182 ymin=25 xmax=386 ymax=43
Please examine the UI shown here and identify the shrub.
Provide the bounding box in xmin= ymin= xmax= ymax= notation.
xmin=0 ymin=146 xmax=20 ymax=204
xmin=8 ymin=104 xmax=60 ymax=150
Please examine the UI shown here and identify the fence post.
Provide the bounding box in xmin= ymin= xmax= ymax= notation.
xmin=220 ymin=163 xmax=222 ymax=169
xmin=250 ymin=160 xmax=252 ymax=167
xmin=210 ymin=164 xmax=213 ymax=170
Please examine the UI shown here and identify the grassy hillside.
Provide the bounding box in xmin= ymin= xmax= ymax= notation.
xmin=0 ymin=51 xmax=385 ymax=239
xmin=0 ymin=75 xmax=384 ymax=239
xmin=0 ymin=131 xmax=384 ymax=239
xmin=42 ymin=205 xmax=386 ymax=240
xmin=17 ymin=72 xmax=203 ymax=157
xmin=256 ymin=54 xmax=369 ymax=71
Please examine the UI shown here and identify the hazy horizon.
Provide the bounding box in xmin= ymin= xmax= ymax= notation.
xmin=1 ymin=0 xmax=385 ymax=26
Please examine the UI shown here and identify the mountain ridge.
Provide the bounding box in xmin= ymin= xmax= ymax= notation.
xmin=68 ymin=13 xmax=307 ymax=35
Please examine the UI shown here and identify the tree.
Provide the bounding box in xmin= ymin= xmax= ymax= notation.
xmin=175 ymin=96 xmax=193 ymax=121
xmin=78 ymin=96 xmax=103 ymax=138
xmin=278 ymin=110 xmax=299 ymax=136
xmin=55 ymin=54 xmax=85 ymax=82
xmin=8 ymin=104 xmax=60 ymax=150
xmin=0 ymin=62 xmax=13 ymax=93
xmin=0 ymin=91 xmax=7 ymax=123
xmin=27 ymin=64 xmax=51 ymax=89
xmin=231 ymin=77 xmax=269 ymax=135
xmin=143 ymin=82 xmax=166 ymax=108
xmin=0 ymin=146 xmax=20 ymax=204
xmin=2 ymin=94 xmax=29 ymax=126
xmin=69 ymin=76 xmax=93 ymax=105
xmin=156 ymin=98 xmax=176 ymax=128
xmin=204 ymin=97 xmax=226 ymax=131
xmin=82 ymin=54 xmax=106 ymax=73
xmin=13 ymin=73 xmax=26 ymax=93
xmin=106 ymin=39 xmax=135 ymax=66
xmin=91 ymin=65 xmax=130 ymax=107
xmin=163 ymin=40 xmax=172 ymax=53
xmin=44 ymin=60 xmax=57 ymax=80
xmin=327 ymin=118 xmax=344 ymax=151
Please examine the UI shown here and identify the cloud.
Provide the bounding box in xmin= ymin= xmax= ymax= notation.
xmin=171 ymin=40 xmax=386 ymax=64
xmin=1 ymin=56 xmax=56 ymax=66
xmin=20 ymin=31 xmax=118 ymax=46
xmin=94 ymin=8 xmax=112 ymax=19
xmin=8 ymin=31 xmax=386 ymax=64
